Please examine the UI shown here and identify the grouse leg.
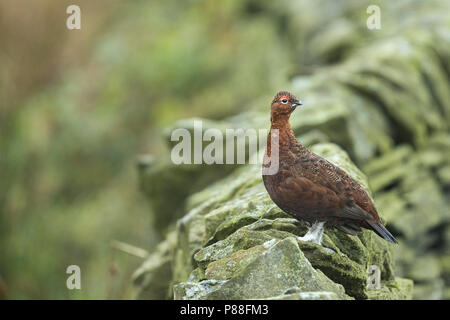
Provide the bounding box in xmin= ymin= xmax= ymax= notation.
xmin=297 ymin=221 xmax=326 ymax=245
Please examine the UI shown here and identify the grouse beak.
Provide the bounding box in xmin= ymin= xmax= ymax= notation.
xmin=291 ymin=99 xmax=303 ymax=108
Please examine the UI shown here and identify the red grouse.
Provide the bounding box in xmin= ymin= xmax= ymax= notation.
xmin=262 ymin=91 xmax=397 ymax=245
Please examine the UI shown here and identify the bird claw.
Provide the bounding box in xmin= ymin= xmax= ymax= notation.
xmin=297 ymin=235 xmax=323 ymax=246
xmin=297 ymin=221 xmax=325 ymax=245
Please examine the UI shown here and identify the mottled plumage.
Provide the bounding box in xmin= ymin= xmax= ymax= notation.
xmin=263 ymin=91 xmax=397 ymax=244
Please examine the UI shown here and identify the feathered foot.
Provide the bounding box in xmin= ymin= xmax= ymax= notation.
xmin=297 ymin=221 xmax=326 ymax=245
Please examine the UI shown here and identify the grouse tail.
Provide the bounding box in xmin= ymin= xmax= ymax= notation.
xmin=367 ymin=221 xmax=398 ymax=244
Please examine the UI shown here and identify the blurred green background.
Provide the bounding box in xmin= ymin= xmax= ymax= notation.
xmin=0 ymin=0 xmax=449 ymax=299
xmin=0 ymin=0 xmax=297 ymax=299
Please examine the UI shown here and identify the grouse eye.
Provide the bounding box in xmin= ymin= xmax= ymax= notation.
xmin=281 ymin=98 xmax=288 ymax=104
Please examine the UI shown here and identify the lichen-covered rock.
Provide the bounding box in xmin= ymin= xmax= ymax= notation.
xmin=366 ymin=277 xmax=414 ymax=300
xmin=134 ymin=0 xmax=450 ymax=299
xmin=137 ymin=154 xmax=237 ymax=232
xmin=263 ymin=290 xmax=340 ymax=300
xmin=174 ymin=237 xmax=349 ymax=300
xmin=167 ymin=143 xmax=412 ymax=300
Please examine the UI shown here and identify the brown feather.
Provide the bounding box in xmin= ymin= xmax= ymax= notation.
xmin=263 ymin=91 xmax=397 ymax=243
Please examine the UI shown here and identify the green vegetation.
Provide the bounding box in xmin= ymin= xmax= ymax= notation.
xmin=1 ymin=0 xmax=449 ymax=299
